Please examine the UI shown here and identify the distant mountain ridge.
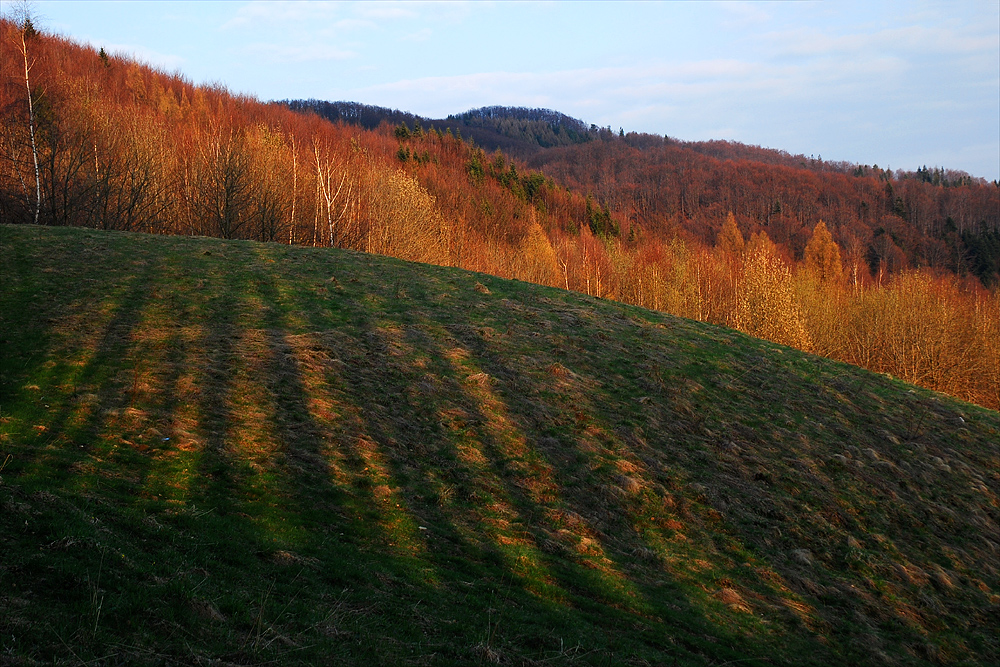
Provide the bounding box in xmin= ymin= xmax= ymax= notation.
xmin=277 ymin=99 xmax=955 ymax=178
xmin=278 ymin=101 xmax=998 ymax=288
xmin=446 ymin=105 xmax=595 ymax=149
xmin=278 ymin=100 xmax=598 ymax=157
xmin=281 ymin=99 xmax=423 ymax=132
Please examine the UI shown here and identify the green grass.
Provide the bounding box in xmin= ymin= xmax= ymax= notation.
xmin=1 ymin=224 xmax=998 ymax=666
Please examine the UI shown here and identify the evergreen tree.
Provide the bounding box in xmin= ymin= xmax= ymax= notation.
xmin=803 ymin=220 xmax=843 ymax=283
xmin=717 ymin=212 xmax=745 ymax=255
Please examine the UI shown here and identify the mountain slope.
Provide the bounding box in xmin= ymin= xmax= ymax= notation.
xmin=1 ymin=224 xmax=998 ymax=666
xmin=283 ymin=98 xmax=1000 ymax=286
xmin=281 ymin=100 xmax=862 ymax=169
xmin=281 ymin=100 xmax=597 ymax=157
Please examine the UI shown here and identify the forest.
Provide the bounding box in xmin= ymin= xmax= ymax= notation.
xmin=1 ymin=18 xmax=998 ymax=410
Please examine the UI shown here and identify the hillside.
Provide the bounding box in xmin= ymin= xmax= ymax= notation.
xmin=1 ymin=19 xmax=997 ymax=407
xmin=280 ymin=101 xmax=597 ymax=158
xmin=284 ymin=99 xmax=1000 ymax=288
xmin=1 ymin=224 xmax=998 ymax=666
xmin=281 ymin=101 xmax=889 ymax=172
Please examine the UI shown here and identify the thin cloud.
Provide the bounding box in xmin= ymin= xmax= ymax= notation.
xmin=355 ymin=5 xmax=418 ymax=20
xmin=765 ymin=24 xmax=998 ymax=59
xmin=223 ymin=1 xmax=342 ymax=29
xmin=353 ymin=0 xmax=476 ymax=23
xmin=354 ymin=59 xmax=816 ymax=114
xmin=720 ymin=1 xmax=772 ymax=27
xmin=333 ymin=18 xmax=377 ymax=31
xmin=401 ymin=28 xmax=433 ymax=43
xmin=243 ymin=42 xmax=356 ymax=63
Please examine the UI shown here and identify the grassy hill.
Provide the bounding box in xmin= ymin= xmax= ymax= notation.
xmin=1 ymin=224 xmax=998 ymax=666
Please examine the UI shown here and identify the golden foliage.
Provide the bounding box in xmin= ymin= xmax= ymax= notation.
xmin=803 ymin=220 xmax=843 ymax=284
xmin=366 ymin=169 xmax=451 ymax=266
xmin=734 ymin=232 xmax=811 ymax=350
xmin=716 ymin=212 xmax=745 ymax=256
xmin=608 ymin=239 xmax=706 ymax=321
xmin=512 ymin=214 xmax=561 ymax=287
xmin=795 ymin=274 xmax=846 ymax=359
xmin=837 ymin=272 xmax=998 ymax=406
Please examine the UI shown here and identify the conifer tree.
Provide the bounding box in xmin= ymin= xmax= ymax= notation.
xmin=717 ymin=212 xmax=744 ymax=255
xmin=803 ymin=220 xmax=843 ymax=283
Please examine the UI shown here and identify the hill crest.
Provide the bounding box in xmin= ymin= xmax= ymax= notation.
xmin=1 ymin=224 xmax=998 ymax=665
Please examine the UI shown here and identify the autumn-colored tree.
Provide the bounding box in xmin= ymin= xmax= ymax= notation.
xmin=366 ymin=169 xmax=450 ymax=266
xmin=200 ymin=129 xmax=254 ymax=239
xmin=311 ymin=138 xmax=359 ymax=248
xmin=716 ymin=211 xmax=744 ymax=255
xmin=245 ymin=123 xmax=291 ymax=242
xmin=842 ymin=273 xmax=976 ymax=397
xmin=734 ymin=232 xmax=811 ymax=350
xmin=803 ymin=220 xmax=843 ymax=283
xmin=512 ymin=210 xmax=560 ymax=287
xmin=89 ymin=108 xmax=168 ymax=232
xmin=796 ymin=220 xmax=846 ymax=357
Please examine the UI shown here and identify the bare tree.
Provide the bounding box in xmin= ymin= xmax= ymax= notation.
xmin=192 ymin=127 xmax=253 ymax=239
xmin=90 ymin=110 xmax=168 ymax=232
xmin=312 ymin=141 xmax=354 ymax=247
xmin=10 ymin=1 xmax=41 ymax=224
xmin=288 ymin=133 xmax=297 ymax=244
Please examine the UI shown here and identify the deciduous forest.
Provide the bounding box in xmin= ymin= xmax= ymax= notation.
xmin=2 ymin=19 xmax=997 ymax=409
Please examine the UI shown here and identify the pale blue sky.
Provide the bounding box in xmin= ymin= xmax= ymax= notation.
xmin=18 ymin=1 xmax=1000 ymax=180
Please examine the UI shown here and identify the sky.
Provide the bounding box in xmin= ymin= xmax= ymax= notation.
xmin=20 ymin=0 xmax=1000 ymax=180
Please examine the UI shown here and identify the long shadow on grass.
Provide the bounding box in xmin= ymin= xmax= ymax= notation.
xmin=113 ymin=247 xmax=326 ymax=661
xmin=7 ymin=244 xmax=162 ymax=486
xmin=248 ymin=254 xmax=506 ymax=661
xmin=427 ymin=286 xmax=839 ymax=665
xmin=469 ymin=300 xmax=966 ymax=664
xmin=178 ymin=247 xmax=318 ymax=544
xmin=0 ymin=234 xmax=201 ymax=657
xmin=188 ymin=271 xmax=243 ymax=514
xmin=244 ymin=254 xmax=588 ymax=661
xmin=0 ymin=226 xmax=53 ymax=408
xmin=428 ymin=310 xmax=744 ymax=663
xmin=252 ymin=255 xmax=742 ymax=665
xmin=156 ymin=246 xmax=468 ymax=662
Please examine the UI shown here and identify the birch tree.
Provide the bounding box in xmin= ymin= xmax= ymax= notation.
xmin=11 ymin=1 xmax=41 ymax=224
